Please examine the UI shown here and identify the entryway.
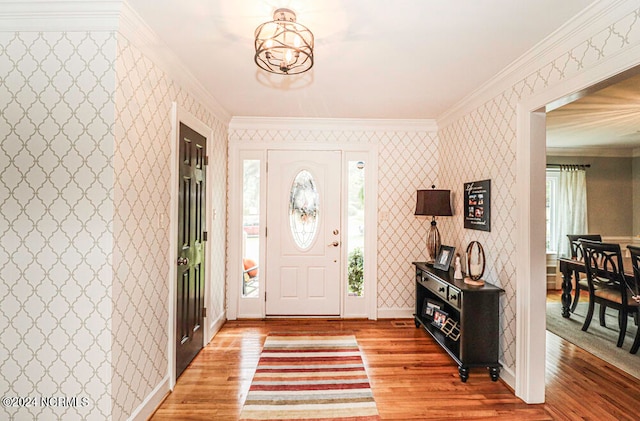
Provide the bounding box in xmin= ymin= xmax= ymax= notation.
xmin=228 ymin=141 xmax=377 ymax=320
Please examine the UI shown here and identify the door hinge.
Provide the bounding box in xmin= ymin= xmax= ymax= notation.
xmin=204 ymin=156 xmax=209 ymax=166
xmin=265 ymin=227 xmax=267 ymax=237
xmin=202 ymin=307 xmax=207 ymax=318
xmin=264 ymin=292 xmax=266 ymax=302
xmin=203 ymin=231 xmax=208 ymax=241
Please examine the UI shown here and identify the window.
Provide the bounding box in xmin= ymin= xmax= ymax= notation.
xmin=242 ymin=160 xmax=260 ymax=298
xmin=289 ymin=170 xmax=319 ymax=249
xmin=546 ymin=169 xmax=560 ymax=252
xmin=347 ymin=160 xmax=365 ymax=296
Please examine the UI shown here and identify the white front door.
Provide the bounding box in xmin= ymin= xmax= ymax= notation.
xmin=266 ymin=150 xmax=342 ymax=316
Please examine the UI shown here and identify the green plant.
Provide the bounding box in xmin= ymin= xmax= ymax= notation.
xmin=348 ymin=247 xmax=364 ymax=296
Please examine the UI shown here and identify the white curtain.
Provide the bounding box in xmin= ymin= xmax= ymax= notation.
xmin=555 ymin=166 xmax=588 ymax=257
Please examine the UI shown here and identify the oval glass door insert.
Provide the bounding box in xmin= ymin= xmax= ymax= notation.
xmin=289 ymin=170 xmax=319 ymax=249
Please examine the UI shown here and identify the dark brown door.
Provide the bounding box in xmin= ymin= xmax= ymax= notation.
xmin=176 ymin=122 xmax=206 ymax=379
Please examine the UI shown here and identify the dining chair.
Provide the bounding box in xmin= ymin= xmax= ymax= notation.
xmin=625 ymin=245 xmax=640 ymax=354
xmin=580 ymin=240 xmax=639 ymax=348
xmin=566 ymin=234 xmax=602 ymax=312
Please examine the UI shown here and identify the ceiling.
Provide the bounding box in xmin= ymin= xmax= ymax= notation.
xmin=125 ymin=0 xmax=592 ymax=120
xmin=546 ymin=73 xmax=640 ymax=151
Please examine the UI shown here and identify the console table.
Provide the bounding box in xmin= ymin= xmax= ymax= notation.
xmin=413 ymin=262 xmax=504 ymax=382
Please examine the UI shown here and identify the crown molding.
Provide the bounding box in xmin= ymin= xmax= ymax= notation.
xmin=0 ymin=0 xmax=231 ymax=124
xmin=118 ymin=1 xmax=231 ymax=124
xmin=0 ymin=0 xmax=121 ymax=31
xmin=437 ymin=0 xmax=637 ymax=128
xmin=229 ymin=116 xmax=438 ymax=132
xmin=546 ymin=146 xmax=636 ymax=158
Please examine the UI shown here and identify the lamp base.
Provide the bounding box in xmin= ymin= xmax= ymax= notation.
xmin=464 ymin=277 xmax=485 ymax=287
xmin=426 ymin=219 xmax=441 ymax=263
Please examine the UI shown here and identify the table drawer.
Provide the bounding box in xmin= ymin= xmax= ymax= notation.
xmin=447 ymin=287 xmax=461 ymax=309
xmin=418 ymin=271 xmax=448 ymax=300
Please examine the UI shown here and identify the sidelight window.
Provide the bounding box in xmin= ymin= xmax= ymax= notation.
xmin=347 ymin=160 xmax=365 ymax=296
xmin=242 ymin=159 xmax=260 ymax=298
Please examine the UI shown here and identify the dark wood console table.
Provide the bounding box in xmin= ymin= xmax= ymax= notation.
xmin=413 ymin=262 xmax=504 ymax=382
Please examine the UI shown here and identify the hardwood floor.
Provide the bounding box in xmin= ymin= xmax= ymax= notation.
xmin=150 ymin=317 xmax=640 ymax=420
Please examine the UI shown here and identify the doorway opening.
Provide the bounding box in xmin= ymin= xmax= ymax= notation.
xmin=543 ymin=67 xmax=640 ymax=377
xmin=517 ymin=64 xmax=640 ymax=403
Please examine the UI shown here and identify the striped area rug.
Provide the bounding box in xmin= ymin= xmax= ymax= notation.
xmin=239 ymin=333 xmax=381 ymax=421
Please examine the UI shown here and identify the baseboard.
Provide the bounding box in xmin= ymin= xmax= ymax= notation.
xmin=208 ymin=311 xmax=226 ymax=344
xmin=376 ymin=307 xmax=413 ymax=319
xmin=127 ymin=375 xmax=170 ymax=421
xmin=499 ymin=361 xmax=515 ymax=391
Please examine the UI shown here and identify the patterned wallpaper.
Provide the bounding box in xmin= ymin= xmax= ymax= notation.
xmin=0 ymin=31 xmax=116 ymax=420
xmin=0 ymin=27 xmax=228 ymax=421
xmin=439 ymin=102 xmax=519 ymax=370
xmin=377 ymin=131 xmax=440 ymax=310
xmin=2 ymin=1 xmax=640 ymax=418
xmin=112 ymin=36 xmax=228 ymax=421
xmin=438 ymin=2 xmax=640 ymax=373
xmin=227 ymin=127 xmax=440 ymax=314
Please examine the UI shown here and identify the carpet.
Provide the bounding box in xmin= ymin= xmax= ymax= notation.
xmin=546 ymin=302 xmax=639 ymax=379
xmin=239 ymin=332 xmax=381 ymax=421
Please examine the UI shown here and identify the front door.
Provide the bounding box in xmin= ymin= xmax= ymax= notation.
xmin=265 ymin=150 xmax=342 ymax=316
xmin=176 ymin=122 xmax=206 ymax=379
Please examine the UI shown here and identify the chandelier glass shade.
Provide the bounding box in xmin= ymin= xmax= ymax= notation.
xmin=254 ymin=8 xmax=314 ymax=75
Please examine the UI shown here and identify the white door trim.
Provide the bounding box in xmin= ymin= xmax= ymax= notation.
xmin=515 ymin=51 xmax=640 ymax=403
xmin=168 ymin=102 xmax=214 ymax=389
xmin=227 ymin=141 xmax=378 ymax=320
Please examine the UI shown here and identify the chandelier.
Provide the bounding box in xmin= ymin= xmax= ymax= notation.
xmin=254 ymin=8 xmax=314 ymax=75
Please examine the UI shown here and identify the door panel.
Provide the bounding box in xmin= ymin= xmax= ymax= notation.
xmin=266 ymin=150 xmax=341 ymax=316
xmin=176 ymin=122 xmax=206 ymax=379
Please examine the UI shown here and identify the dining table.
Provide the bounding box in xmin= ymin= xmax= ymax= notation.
xmin=557 ymin=256 xmax=635 ymax=318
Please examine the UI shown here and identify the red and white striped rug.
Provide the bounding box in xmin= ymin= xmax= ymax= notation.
xmin=239 ymin=332 xmax=381 ymax=421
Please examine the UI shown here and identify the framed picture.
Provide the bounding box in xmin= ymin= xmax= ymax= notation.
xmin=464 ymin=179 xmax=491 ymax=232
xmin=432 ymin=309 xmax=448 ymax=328
xmin=434 ymin=245 xmax=455 ymax=271
xmin=422 ymin=298 xmax=442 ymax=318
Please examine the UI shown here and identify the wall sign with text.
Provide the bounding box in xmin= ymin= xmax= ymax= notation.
xmin=464 ymin=179 xmax=491 ymax=232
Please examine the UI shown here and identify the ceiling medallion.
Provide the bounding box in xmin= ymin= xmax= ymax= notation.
xmin=254 ymin=8 xmax=314 ymax=75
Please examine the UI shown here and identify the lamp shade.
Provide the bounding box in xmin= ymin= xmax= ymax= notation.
xmin=415 ymin=189 xmax=452 ymax=216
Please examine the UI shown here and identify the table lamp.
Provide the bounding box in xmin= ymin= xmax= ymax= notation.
xmin=415 ymin=186 xmax=453 ymax=264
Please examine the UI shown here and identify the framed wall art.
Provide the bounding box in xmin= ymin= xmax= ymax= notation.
xmin=464 ymin=179 xmax=491 ymax=232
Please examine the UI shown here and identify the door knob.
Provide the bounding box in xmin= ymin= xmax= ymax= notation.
xmin=328 ymin=241 xmax=339 ymax=247
xmin=177 ymin=256 xmax=189 ymax=265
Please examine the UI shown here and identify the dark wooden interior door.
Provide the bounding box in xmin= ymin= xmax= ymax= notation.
xmin=176 ymin=122 xmax=207 ymax=379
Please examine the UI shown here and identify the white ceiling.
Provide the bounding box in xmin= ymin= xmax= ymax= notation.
xmin=546 ymin=73 xmax=640 ymax=151
xmin=125 ymin=0 xmax=593 ymax=120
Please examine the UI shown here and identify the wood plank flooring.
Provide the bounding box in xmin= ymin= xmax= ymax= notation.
xmin=150 ymin=315 xmax=640 ymax=420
